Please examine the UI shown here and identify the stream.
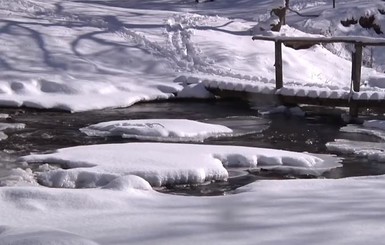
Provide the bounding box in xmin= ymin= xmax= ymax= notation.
xmin=1 ymin=100 xmax=385 ymax=195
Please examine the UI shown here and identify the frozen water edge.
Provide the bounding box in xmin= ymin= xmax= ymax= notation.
xmin=327 ymin=139 xmax=385 ymax=162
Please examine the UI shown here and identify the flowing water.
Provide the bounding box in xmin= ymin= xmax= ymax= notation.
xmin=1 ymin=100 xmax=384 ymax=195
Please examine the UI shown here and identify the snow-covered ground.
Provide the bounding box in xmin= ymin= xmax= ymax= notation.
xmin=3 ymin=0 xmax=385 ymax=244
xmin=2 ymin=175 xmax=385 ymax=245
xmin=2 ymin=0 xmax=385 ymax=111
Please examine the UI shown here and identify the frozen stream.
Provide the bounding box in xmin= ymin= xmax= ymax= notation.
xmin=1 ymin=100 xmax=385 ymax=195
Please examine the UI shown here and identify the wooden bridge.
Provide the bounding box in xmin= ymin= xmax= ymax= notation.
xmin=205 ymin=35 xmax=385 ymax=117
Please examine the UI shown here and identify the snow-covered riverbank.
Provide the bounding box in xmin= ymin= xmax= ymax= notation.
xmin=2 ymin=0 xmax=385 ymax=244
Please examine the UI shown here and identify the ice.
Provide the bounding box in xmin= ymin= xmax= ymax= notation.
xmin=21 ymin=143 xmax=340 ymax=188
xmin=0 ymin=123 xmax=25 ymax=131
xmin=259 ymin=105 xmax=305 ymax=117
xmin=80 ymin=119 xmax=233 ymax=142
xmin=363 ymin=120 xmax=385 ymax=131
xmin=0 ymin=132 xmax=7 ymax=141
xmin=329 ymin=120 xmax=385 ymax=159
xmin=326 ymin=139 xmax=385 ymax=161
xmin=341 ymin=123 xmax=385 ymax=140
xmin=176 ymin=83 xmax=214 ymax=99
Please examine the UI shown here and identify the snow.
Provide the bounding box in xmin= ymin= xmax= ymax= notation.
xmin=2 ymin=0 xmax=385 ymax=111
xmin=2 ymin=175 xmax=385 ymax=244
xmin=252 ymin=34 xmax=385 ymax=44
xmin=0 ymin=226 xmax=99 ymax=245
xmin=80 ymin=119 xmax=233 ymax=142
xmin=21 ymin=142 xmax=341 ymax=188
xmin=3 ymin=0 xmax=385 ymax=244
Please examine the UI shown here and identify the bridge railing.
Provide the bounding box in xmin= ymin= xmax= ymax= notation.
xmin=252 ymin=35 xmax=385 ymax=92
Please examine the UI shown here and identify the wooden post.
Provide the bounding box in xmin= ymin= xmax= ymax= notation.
xmin=352 ymin=42 xmax=363 ymax=92
xmin=275 ymin=41 xmax=283 ymax=89
xmin=350 ymin=42 xmax=363 ymax=118
xmin=333 ymin=0 xmax=336 ymax=8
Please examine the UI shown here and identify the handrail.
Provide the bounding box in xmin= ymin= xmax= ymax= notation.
xmin=252 ymin=35 xmax=385 ymax=45
xmin=251 ymin=35 xmax=385 ymax=94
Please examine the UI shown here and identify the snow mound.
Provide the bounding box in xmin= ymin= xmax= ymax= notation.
xmin=102 ymin=175 xmax=153 ymax=192
xmin=80 ymin=119 xmax=233 ymax=142
xmin=21 ymin=143 xmax=341 ymax=188
xmin=0 ymin=226 xmax=99 ymax=245
xmin=0 ymin=168 xmax=38 ymax=187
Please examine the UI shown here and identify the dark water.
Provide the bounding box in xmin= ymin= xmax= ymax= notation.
xmin=1 ymin=100 xmax=385 ymax=195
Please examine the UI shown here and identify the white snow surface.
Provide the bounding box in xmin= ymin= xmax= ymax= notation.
xmin=21 ymin=142 xmax=340 ymax=187
xmin=2 ymin=175 xmax=385 ymax=244
xmin=3 ymin=1 xmax=385 ymax=244
xmin=0 ymin=226 xmax=99 ymax=245
xmin=80 ymin=119 xmax=233 ymax=142
xmin=2 ymin=0 xmax=385 ymax=111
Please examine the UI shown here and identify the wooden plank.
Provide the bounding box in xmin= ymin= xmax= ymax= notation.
xmin=275 ymin=41 xmax=283 ymax=89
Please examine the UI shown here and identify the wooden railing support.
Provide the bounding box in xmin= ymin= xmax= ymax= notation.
xmin=252 ymin=35 xmax=385 ymax=118
xmin=349 ymin=42 xmax=363 ymax=118
xmin=351 ymin=42 xmax=363 ymax=92
xmin=275 ymin=41 xmax=283 ymax=89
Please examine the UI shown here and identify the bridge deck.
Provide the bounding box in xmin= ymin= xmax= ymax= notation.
xmin=203 ymin=80 xmax=385 ymax=115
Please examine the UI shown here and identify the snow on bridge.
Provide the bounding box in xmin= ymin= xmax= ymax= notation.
xmin=201 ymin=35 xmax=385 ymax=117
